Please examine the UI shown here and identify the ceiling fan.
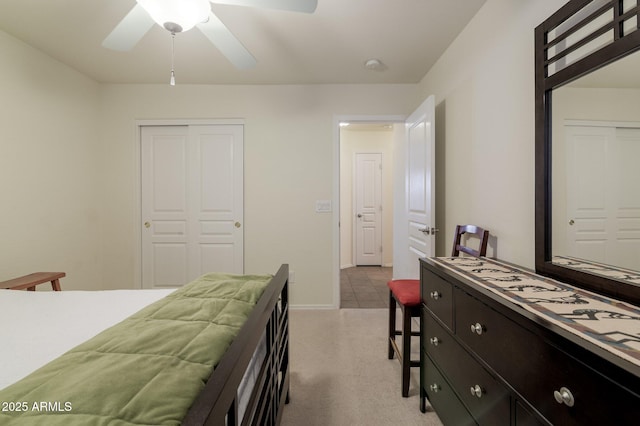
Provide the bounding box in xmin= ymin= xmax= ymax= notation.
xmin=102 ymin=0 xmax=318 ymax=70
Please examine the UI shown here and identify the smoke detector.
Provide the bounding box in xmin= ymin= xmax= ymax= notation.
xmin=364 ymin=58 xmax=385 ymax=71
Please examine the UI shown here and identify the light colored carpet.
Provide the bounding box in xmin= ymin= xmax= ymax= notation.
xmin=280 ymin=309 xmax=443 ymax=426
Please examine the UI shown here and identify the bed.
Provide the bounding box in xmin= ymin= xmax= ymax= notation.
xmin=0 ymin=264 xmax=290 ymax=426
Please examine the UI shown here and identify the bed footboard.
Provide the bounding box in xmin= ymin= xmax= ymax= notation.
xmin=182 ymin=264 xmax=290 ymax=426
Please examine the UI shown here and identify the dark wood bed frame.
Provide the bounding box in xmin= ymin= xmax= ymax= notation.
xmin=182 ymin=264 xmax=290 ymax=426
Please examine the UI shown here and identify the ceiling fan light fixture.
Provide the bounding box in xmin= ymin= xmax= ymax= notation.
xmin=137 ymin=0 xmax=210 ymax=33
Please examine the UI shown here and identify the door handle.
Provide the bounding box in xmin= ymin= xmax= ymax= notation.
xmin=357 ymin=214 xmax=363 ymax=218
xmin=419 ymin=227 xmax=439 ymax=235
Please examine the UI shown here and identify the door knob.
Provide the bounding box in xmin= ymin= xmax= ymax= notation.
xmin=569 ymin=219 xmax=575 ymax=226
xmin=357 ymin=214 xmax=363 ymax=218
xmin=419 ymin=227 xmax=438 ymax=235
xmin=144 ymin=222 xmax=150 ymax=229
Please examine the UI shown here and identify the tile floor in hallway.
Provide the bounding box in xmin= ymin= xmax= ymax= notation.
xmin=340 ymin=266 xmax=392 ymax=308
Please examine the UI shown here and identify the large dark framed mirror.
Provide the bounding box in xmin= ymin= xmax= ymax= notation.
xmin=535 ymin=0 xmax=640 ymax=305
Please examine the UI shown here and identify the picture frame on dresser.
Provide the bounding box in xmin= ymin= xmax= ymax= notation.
xmin=535 ymin=0 xmax=640 ymax=305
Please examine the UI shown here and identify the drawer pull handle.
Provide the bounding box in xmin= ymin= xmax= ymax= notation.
xmin=470 ymin=323 xmax=484 ymax=335
xmin=429 ymin=384 xmax=441 ymax=393
xmin=430 ymin=291 xmax=441 ymax=300
xmin=553 ymin=387 xmax=575 ymax=407
xmin=470 ymin=385 xmax=484 ymax=398
xmin=429 ymin=337 xmax=440 ymax=346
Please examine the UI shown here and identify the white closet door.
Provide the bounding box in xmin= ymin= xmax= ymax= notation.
xmin=610 ymin=128 xmax=640 ymax=268
xmin=141 ymin=124 xmax=244 ymax=288
xmin=565 ymin=125 xmax=611 ymax=263
xmin=565 ymin=125 xmax=640 ymax=269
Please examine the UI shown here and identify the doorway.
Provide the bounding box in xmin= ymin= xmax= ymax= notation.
xmin=339 ymin=121 xmax=398 ymax=307
xmin=334 ymin=98 xmax=436 ymax=309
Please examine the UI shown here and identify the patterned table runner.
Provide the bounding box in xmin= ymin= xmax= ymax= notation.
xmin=430 ymin=257 xmax=640 ymax=367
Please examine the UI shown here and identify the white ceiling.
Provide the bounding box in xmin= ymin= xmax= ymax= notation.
xmin=0 ymin=0 xmax=486 ymax=85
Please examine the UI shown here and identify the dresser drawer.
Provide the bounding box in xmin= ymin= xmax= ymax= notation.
xmin=424 ymin=312 xmax=510 ymax=425
xmin=454 ymin=287 xmax=640 ymax=426
xmin=421 ymin=267 xmax=454 ymax=330
xmin=423 ymin=356 xmax=476 ymax=426
xmin=515 ymin=400 xmax=546 ymax=426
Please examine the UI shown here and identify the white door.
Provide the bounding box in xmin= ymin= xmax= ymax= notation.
xmin=405 ymin=96 xmax=436 ymax=278
xmin=565 ymin=125 xmax=611 ymax=263
xmin=355 ymin=153 xmax=382 ymax=265
xmin=613 ymin=128 xmax=640 ymax=269
xmin=566 ymin=125 xmax=640 ymax=269
xmin=141 ymin=124 xmax=244 ymax=288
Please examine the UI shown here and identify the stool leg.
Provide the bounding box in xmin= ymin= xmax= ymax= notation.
xmin=51 ymin=279 xmax=61 ymax=291
xmin=402 ymin=306 xmax=411 ymax=397
xmin=420 ymin=306 xmax=427 ymax=412
xmin=388 ymin=291 xmax=396 ymax=359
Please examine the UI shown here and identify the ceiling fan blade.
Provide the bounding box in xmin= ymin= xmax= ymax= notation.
xmin=211 ymin=0 xmax=317 ymax=13
xmin=197 ymin=12 xmax=257 ymax=69
xmin=102 ymin=4 xmax=155 ymax=51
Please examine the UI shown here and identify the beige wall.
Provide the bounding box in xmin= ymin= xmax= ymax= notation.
xmin=339 ymin=128 xmax=395 ymax=269
xmin=97 ymin=84 xmax=417 ymax=307
xmin=416 ymin=0 xmax=562 ymax=267
xmin=0 ymin=31 xmax=101 ymax=290
xmin=1 ymin=0 xmax=574 ymax=305
xmin=0 ymin=25 xmax=417 ymax=304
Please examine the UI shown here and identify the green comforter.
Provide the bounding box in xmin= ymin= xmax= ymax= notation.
xmin=0 ymin=273 xmax=272 ymax=425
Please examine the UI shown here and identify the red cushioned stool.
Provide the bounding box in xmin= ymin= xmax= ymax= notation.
xmin=387 ymin=278 xmax=421 ymax=397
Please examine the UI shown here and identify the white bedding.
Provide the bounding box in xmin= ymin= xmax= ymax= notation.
xmin=0 ymin=289 xmax=175 ymax=390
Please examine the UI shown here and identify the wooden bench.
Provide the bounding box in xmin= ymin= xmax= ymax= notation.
xmin=0 ymin=272 xmax=65 ymax=291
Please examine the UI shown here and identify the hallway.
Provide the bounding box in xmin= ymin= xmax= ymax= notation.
xmin=340 ymin=266 xmax=392 ymax=308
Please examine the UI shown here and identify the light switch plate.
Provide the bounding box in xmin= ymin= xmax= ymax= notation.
xmin=315 ymin=200 xmax=332 ymax=213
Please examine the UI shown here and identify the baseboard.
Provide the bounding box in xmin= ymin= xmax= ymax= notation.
xmin=290 ymin=304 xmax=337 ymax=310
xmin=341 ymin=263 xmax=392 ymax=269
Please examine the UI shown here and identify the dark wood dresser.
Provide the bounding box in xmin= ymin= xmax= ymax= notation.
xmin=419 ymin=257 xmax=640 ymax=426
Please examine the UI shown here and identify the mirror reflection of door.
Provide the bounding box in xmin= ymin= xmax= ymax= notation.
xmin=355 ymin=153 xmax=382 ymax=265
xmin=565 ymin=123 xmax=640 ymax=270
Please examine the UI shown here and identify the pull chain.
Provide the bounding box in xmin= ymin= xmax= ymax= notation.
xmin=170 ymin=32 xmax=176 ymax=86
